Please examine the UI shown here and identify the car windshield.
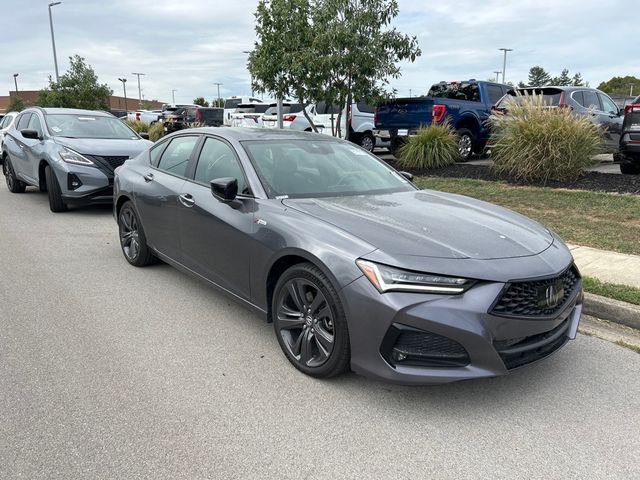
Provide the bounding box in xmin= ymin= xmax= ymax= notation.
xmin=242 ymin=139 xmax=415 ymax=199
xmin=46 ymin=114 xmax=139 ymax=139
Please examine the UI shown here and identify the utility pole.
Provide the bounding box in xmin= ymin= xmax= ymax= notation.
xmin=172 ymin=89 xmax=177 ymax=104
xmin=48 ymin=2 xmax=62 ymax=82
xmin=118 ymin=78 xmax=128 ymax=114
xmin=499 ymin=48 xmax=513 ymax=84
xmin=131 ymin=72 xmax=145 ymax=108
xmin=409 ymin=89 xmax=412 ymax=98
xmin=494 ymin=71 xmax=501 ymax=82
xmin=213 ymin=82 xmax=223 ymax=107
xmin=13 ymin=73 xmax=19 ymax=94
xmin=630 ymin=84 xmax=634 ymax=97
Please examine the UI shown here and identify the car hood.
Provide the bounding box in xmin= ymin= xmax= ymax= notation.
xmin=53 ymin=137 xmax=153 ymax=157
xmin=282 ymin=190 xmax=553 ymax=260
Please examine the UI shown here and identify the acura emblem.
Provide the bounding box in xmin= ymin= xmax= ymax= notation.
xmin=538 ymin=280 xmax=564 ymax=309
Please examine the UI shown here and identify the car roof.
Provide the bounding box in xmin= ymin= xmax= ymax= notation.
xmin=176 ymin=127 xmax=340 ymax=142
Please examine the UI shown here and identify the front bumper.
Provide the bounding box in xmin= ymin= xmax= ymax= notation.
xmin=342 ymin=273 xmax=582 ymax=385
xmin=54 ymin=161 xmax=114 ymax=206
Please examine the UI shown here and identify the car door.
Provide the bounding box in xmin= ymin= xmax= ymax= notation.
xmin=179 ymin=135 xmax=255 ymax=300
xmin=23 ymin=113 xmax=47 ymax=182
xmin=597 ymin=92 xmax=623 ymax=148
xmin=8 ymin=113 xmax=34 ymax=182
xmin=134 ymin=134 xmax=200 ymax=262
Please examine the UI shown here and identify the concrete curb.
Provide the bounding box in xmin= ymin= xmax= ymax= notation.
xmin=583 ymin=293 xmax=640 ymax=331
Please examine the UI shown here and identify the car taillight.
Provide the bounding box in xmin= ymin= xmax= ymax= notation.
xmin=558 ymin=92 xmax=572 ymax=110
xmin=195 ymin=110 xmax=202 ymax=121
xmin=135 ymin=112 xmax=140 ymax=121
xmin=624 ymin=104 xmax=640 ymax=114
xmin=347 ymin=104 xmax=352 ymax=126
xmin=283 ymin=114 xmax=297 ymax=122
xmin=491 ymin=105 xmax=505 ymax=116
xmin=432 ymin=104 xmax=446 ymax=122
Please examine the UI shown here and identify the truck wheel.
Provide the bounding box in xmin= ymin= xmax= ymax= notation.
xmin=357 ymin=132 xmax=375 ymax=152
xmin=620 ymin=162 xmax=640 ymax=175
xmin=456 ymin=129 xmax=474 ymax=162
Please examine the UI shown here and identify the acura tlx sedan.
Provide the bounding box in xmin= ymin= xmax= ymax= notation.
xmin=114 ymin=128 xmax=583 ymax=385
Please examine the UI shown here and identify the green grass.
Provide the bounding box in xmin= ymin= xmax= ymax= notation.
xmin=414 ymin=177 xmax=640 ymax=256
xmin=583 ymin=276 xmax=640 ymax=306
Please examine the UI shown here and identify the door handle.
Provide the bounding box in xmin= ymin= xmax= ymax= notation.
xmin=178 ymin=193 xmax=195 ymax=207
xmin=143 ymin=172 xmax=154 ymax=182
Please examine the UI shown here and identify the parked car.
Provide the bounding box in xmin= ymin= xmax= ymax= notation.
xmin=163 ymin=106 xmax=224 ymax=133
xmin=113 ymin=127 xmax=582 ymax=384
xmin=223 ymin=96 xmax=265 ymax=126
xmin=494 ymin=86 xmax=624 ymax=152
xmin=229 ymin=103 xmax=270 ymax=128
xmin=3 ymin=107 xmax=152 ymax=212
xmin=618 ymin=99 xmax=640 ymax=174
xmin=375 ymin=80 xmax=511 ymax=160
xmin=0 ymin=111 xmax=19 ymax=167
xmin=261 ymin=103 xmax=325 ymax=133
xmin=127 ymin=110 xmax=163 ymax=125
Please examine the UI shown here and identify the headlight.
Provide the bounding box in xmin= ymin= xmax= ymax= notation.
xmin=59 ymin=147 xmax=94 ymax=166
xmin=356 ymin=259 xmax=474 ymax=294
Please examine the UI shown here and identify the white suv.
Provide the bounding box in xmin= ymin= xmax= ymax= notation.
xmin=261 ymin=103 xmax=325 ymax=133
xmin=312 ymin=102 xmax=377 ymax=151
xmin=223 ymin=96 xmax=265 ymax=126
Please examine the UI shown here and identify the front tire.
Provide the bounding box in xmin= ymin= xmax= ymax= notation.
xmin=5 ymin=157 xmax=26 ymax=193
xmin=118 ymin=201 xmax=156 ymax=266
xmin=456 ymin=128 xmax=474 ymax=162
xmin=45 ymin=165 xmax=67 ymax=212
xmin=272 ymin=263 xmax=350 ymax=378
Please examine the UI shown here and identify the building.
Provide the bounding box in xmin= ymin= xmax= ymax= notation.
xmin=0 ymin=90 xmax=165 ymax=114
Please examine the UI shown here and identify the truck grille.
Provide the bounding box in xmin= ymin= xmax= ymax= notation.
xmin=490 ymin=264 xmax=580 ymax=318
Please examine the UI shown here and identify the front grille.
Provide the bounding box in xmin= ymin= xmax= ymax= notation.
xmin=490 ymin=264 xmax=580 ymax=318
xmin=381 ymin=324 xmax=470 ymax=368
xmin=87 ymin=155 xmax=129 ymax=174
xmin=98 ymin=155 xmax=129 ymax=169
xmin=495 ymin=318 xmax=570 ymax=370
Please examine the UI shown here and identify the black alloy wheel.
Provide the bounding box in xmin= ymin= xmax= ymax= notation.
xmin=273 ymin=263 xmax=350 ymax=378
xmin=5 ymin=157 xmax=26 ymax=193
xmin=118 ymin=202 xmax=156 ymax=266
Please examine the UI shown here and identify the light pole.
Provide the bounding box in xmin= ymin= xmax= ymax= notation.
xmin=172 ymin=89 xmax=177 ymax=104
xmin=48 ymin=2 xmax=62 ymax=83
xmin=118 ymin=78 xmax=128 ymax=114
xmin=213 ymin=82 xmax=223 ymax=107
xmin=499 ymin=48 xmax=513 ymax=84
xmin=13 ymin=73 xmax=19 ymax=94
xmin=131 ymin=72 xmax=145 ymax=107
xmin=494 ymin=71 xmax=501 ymax=82
xmin=242 ymin=50 xmax=253 ymax=96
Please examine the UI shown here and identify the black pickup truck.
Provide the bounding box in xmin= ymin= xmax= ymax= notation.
xmin=375 ymin=80 xmax=510 ymax=160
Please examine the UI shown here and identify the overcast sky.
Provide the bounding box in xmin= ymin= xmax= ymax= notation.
xmin=2 ymin=0 xmax=638 ymax=104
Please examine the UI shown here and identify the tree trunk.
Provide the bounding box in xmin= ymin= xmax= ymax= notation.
xmin=299 ymin=97 xmax=318 ymax=133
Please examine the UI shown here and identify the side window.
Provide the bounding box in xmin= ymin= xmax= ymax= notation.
xmin=0 ymin=116 xmax=9 ymax=128
xmin=598 ymin=93 xmax=618 ymax=114
xmin=572 ymin=91 xmax=584 ymax=107
xmin=157 ymin=135 xmax=199 ymax=177
xmin=16 ymin=113 xmax=32 ymax=131
xmin=582 ymin=90 xmax=600 ymax=110
xmin=194 ymin=137 xmax=248 ymax=194
xmin=149 ymin=141 xmax=167 ymax=166
xmin=27 ymin=114 xmax=43 ymax=136
xmin=486 ymin=85 xmax=505 ymax=105
xmin=356 ymin=102 xmax=375 ymax=114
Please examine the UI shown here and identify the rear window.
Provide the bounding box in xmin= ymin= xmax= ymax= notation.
xmin=224 ymin=99 xmax=242 ymax=109
xmin=355 ymin=102 xmax=375 ymax=114
xmin=316 ymin=102 xmax=341 ymax=115
xmin=428 ymin=82 xmax=480 ymax=102
xmin=264 ymin=104 xmax=305 ymax=115
xmin=496 ymin=88 xmax=563 ymax=108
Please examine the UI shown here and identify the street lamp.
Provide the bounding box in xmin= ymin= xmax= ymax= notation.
xmin=48 ymin=2 xmax=62 ymax=83
xmin=499 ymin=48 xmax=513 ymax=84
xmin=13 ymin=73 xmax=19 ymax=94
xmin=172 ymin=89 xmax=177 ymax=104
xmin=118 ymin=78 xmax=128 ymax=114
xmin=131 ymin=72 xmax=145 ymax=108
xmin=493 ymin=71 xmax=501 ymax=82
xmin=213 ymin=82 xmax=223 ymax=107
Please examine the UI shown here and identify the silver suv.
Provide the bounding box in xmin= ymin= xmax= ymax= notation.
xmin=3 ymin=107 xmax=152 ymax=212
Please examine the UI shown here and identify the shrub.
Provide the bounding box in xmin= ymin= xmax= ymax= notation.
xmin=124 ymin=119 xmax=149 ymax=133
xmin=489 ymin=94 xmax=602 ymax=181
xmin=148 ymin=122 xmax=165 ymax=142
xmin=396 ymin=121 xmax=459 ymax=170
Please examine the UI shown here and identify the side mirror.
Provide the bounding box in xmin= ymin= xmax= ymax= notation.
xmin=21 ymin=129 xmax=41 ymax=140
xmin=140 ymin=132 xmax=150 ymax=140
xmin=210 ymin=177 xmax=238 ymax=202
xmin=399 ymin=170 xmax=414 ymax=181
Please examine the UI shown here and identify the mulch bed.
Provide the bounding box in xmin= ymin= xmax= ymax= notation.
xmin=383 ymin=159 xmax=640 ymax=195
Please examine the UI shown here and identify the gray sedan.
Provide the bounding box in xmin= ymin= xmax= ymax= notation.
xmin=3 ymin=107 xmax=152 ymax=211
xmin=114 ymin=128 xmax=583 ymax=384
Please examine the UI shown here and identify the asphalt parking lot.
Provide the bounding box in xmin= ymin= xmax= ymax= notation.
xmin=1 ymin=185 xmax=639 ymax=479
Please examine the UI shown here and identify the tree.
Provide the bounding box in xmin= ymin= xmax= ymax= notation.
xmin=193 ymin=96 xmax=209 ymax=107
xmin=551 ymin=68 xmax=572 ymax=86
xmin=248 ymin=0 xmax=420 ymax=137
xmin=572 ymin=72 xmax=584 ymax=86
xmin=527 ymin=66 xmax=551 ymax=87
xmin=597 ymin=76 xmax=640 ymax=96
xmin=517 ymin=81 xmax=527 ymax=88
xmin=37 ymin=55 xmax=112 ymax=109
xmin=211 ymin=97 xmax=224 ymax=108
xmin=6 ymin=95 xmax=25 ymax=112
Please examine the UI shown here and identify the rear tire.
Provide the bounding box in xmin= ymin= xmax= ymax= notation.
xmin=5 ymin=157 xmax=26 ymax=193
xmin=357 ymin=132 xmax=375 ymax=152
xmin=456 ymin=128 xmax=474 ymax=162
xmin=620 ymin=161 xmax=640 ymax=175
xmin=45 ymin=165 xmax=67 ymax=212
xmin=118 ymin=201 xmax=157 ymax=267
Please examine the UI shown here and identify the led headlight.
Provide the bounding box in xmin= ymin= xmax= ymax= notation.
xmin=356 ymin=259 xmax=474 ymax=294
xmin=59 ymin=146 xmax=94 ymax=166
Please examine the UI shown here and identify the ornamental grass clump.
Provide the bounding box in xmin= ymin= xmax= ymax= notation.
xmin=125 ymin=119 xmax=149 ymax=134
xmin=489 ymin=94 xmax=602 ymax=181
xmin=397 ymin=121 xmax=459 ymax=170
xmin=148 ymin=122 xmax=165 ymax=142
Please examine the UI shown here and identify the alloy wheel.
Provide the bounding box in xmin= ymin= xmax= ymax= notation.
xmin=120 ymin=208 xmax=141 ymax=261
xmin=458 ymin=134 xmax=472 ymax=159
xmin=276 ymin=278 xmax=335 ymax=368
xmin=5 ymin=161 xmax=14 ymax=189
xmin=360 ymin=135 xmax=374 ymax=152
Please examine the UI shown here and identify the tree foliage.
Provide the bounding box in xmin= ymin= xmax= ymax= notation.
xmin=37 ymin=55 xmax=112 ymax=110
xmin=211 ymin=97 xmax=224 ymax=108
xmin=7 ymin=95 xmax=26 ymax=112
xmin=551 ymin=68 xmax=572 ymax=86
xmin=527 ymin=66 xmax=551 ymax=87
xmin=597 ymin=76 xmax=640 ymax=96
xmin=193 ymin=96 xmax=209 ymax=107
xmin=523 ymin=66 xmax=585 ymax=88
xmin=248 ymin=0 xmax=420 ymax=136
